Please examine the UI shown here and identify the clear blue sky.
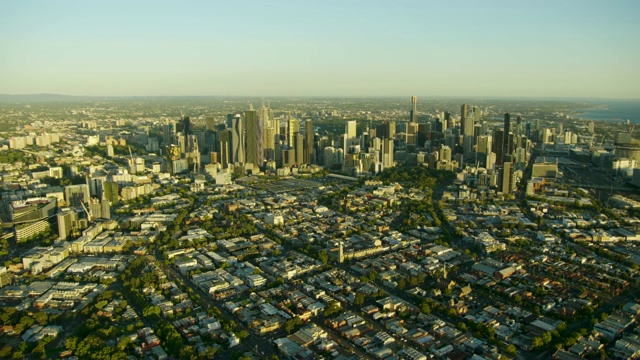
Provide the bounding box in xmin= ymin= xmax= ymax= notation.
xmin=1 ymin=0 xmax=639 ymax=98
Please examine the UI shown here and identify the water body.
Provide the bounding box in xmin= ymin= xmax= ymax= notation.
xmin=577 ymin=99 xmax=640 ymax=124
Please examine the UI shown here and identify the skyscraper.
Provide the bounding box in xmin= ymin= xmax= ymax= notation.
xmin=304 ymin=120 xmax=314 ymax=164
xmin=231 ymin=114 xmax=245 ymax=164
xmin=500 ymin=162 xmax=513 ymax=195
xmin=218 ymin=129 xmax=231 ymax=169
xmin=460 ymin=104 xmax=469 ymax=126
xmin=294 ymin=133 xmax=305 ymax=165
xmin=410 ymin=96 xmax=417 ymax=123
xmin=245 ymin=109 xmax=263 ymax=167
xmin=503 ymin=113 xmax=511 ymax=164
xmin=344 ymin=120 xmax=357 ymax=163
xmin=287 ymin=117 xmax=299 ymax=147
xmin=183 ymin=116 xmax=191 ymax=150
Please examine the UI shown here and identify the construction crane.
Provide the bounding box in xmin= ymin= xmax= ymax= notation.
xmin=80 ymin=202 xmax=92 ymax=222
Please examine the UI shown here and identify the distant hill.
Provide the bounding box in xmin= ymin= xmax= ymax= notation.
xmin=0 ymin=93 xmax=91 ymax=103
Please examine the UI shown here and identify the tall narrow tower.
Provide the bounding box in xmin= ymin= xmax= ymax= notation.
xmin=231 ymin=114 xmax=245 ymax=164
xmin=503 ymin=113 xmax=511 ymax=164
xmin=304 ymin=120 xmax=314 ymax=164
xmin=410 ymin=96 xmax=417 ymax=123
xmin=344 ymin=120 xmax=357 ymax=159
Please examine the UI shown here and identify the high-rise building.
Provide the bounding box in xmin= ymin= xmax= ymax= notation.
xmin=376 ymin=121 xmax=396 ymax=140
xmin=294 ymin=133 xmax=305 ymax=165
xmin=440 ymin=145 xmax=452 ymax=162
xmin=287 ymin=117 xmax=299 ymax=147
xmin=103 ymin=181 xmax=119 ymax=204
xmin=245 ymin=109 xmax=263 ymax=167
xmin=64 ymin=184 xmax=90 ymax=206
xmin=500 ymin=162 xmax=513 ymax=195
xmin=218 ymin=129 xmax=232 ymax=169
xmin=493 ymin=129 xmax=505 ymax=166
xmin=182 ymin=116 xmax=192 ymax=150
xmin=460 ymin=104 xmax=470 ymax=126
xmin=57 ymin=209 xmax=77 ymax=240
xmin=503 ymin=113 xmax=511 ymax=164
xmin=410 ymin=96 xmax=417 ymax=123
xmin=163 ymin=121 xmax=176 ymax=146
xmin=406 ymin=122 xmax=418 ymax=147
xmin=344 ymin=120 xmax=357 ymax=163
xmin=463 ymin=107 xmax=475 ymax=137
xmin=382 ymin=139 xmax=394 ymax=168
xmin=232 ymin=115 xmax=245 ymax=164
xmin=304 ymin=120 xmax=314 ymax=164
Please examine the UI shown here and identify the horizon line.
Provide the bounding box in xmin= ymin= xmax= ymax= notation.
xmin=1 ymin=93 xmax=640 ymax=101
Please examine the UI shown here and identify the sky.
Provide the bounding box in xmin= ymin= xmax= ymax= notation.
xmin=1 ymin=0 xmax=639 ymax=98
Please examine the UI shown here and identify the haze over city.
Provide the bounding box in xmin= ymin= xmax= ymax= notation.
xmin=1 ymin=0 xmax=640 ymax=98
xmin=2 ymin=2 xmax=640 ymax=360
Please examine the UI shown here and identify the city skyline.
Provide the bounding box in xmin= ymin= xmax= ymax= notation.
xmin=1 ymin=0 xmax=640 ymax=99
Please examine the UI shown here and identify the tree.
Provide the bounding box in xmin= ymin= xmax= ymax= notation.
xmin=505 ymin=344 xmax=517 ymax=356
xmin=142 ymin=305 xmax=161 ymax=319
xmin=397 ymin=279 xmax=406 ymax=290
xmin=33 ymin=312 xmax=48 ymax=325
xmin=285 ymin=316 xmax=303 ymax=334
xmin=354 ymin=293 xmax=365 ymax=306
xmin=0 ymin=346 xmax=12 ymax=358
xmin=318 ymin=250 xmax=329 ymax=264
xmin=324 ymin=301 xmax=341 ymax=317
xmin=420 ymin=302 xmax=431 ymax=315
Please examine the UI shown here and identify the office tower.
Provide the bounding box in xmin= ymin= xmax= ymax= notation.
xmin=245 ymin=109 xmax=263 ymax=167
xmin=460 ymin=104 xmax=469 ymax=125
xmin=376 ymin=121 xmax=396 ymax=140
xmin=503 ymin=113 xmax=511 ymax=163
xmin=440 ymin=145 xmax=452 ymax=162
xmin=103 ymin=181 xmax=119 ymax=204
xmin=406 ymin=122 xmax=418 ymax=147
xmin=410 ymin=96 xmax=417 ymax=123
xmin=417 ymin=123 xmax=428 ymax=147
xmin=163 ymin=121 xmax=176 ymax=145
xmin=588 ymin=121 xmax=595 ymax=134
xmin=463 ymin=108 xmax=475 ymax=137
xmin=444 ymin=112 xmax=452 ymax=132
xmin=473 ymin=106 xmax=482 ymax=122
xmin=493 ymin=130 xmax=505 ymax=166
xmin=344 ymin=120 xmax=357 ymax=162
xmin=64 ymin=184 xmax=90 ymax=206
xmin=324 ymin=147 xmax=336 ymax=167
xmin=287 ymin=117 xmax=299 ymax=147
xmin=88 ymin=175 xmax=106 ymax=199
xmin=183 ymin=116 xmax=191 ymax=149
xmin=294 ymin=133 xmax=305 ymax=165
xmin=260 ymin=105 xmax=276 ymax=162
xmin=516 ymin=116 xmax=522 ymax=136
xmin=304 ymin=120 xmax=314 ymax=164
xmin=232 ymin=114 xmax=245 ymax=164
xmin=218 ymin=129 xmax=231 ymax=169
xmin=463 ymin=135 xmax=474 ymax=160
xmin=57 ymin=209 xmax=77 ymax=240
xmin=477 ymin=135 xmax=492 ymax=167
xmin=382 ymin=139 xmax=394 ymax=168
xmin=282 ymin=149 xmax=296 ymax=167
xmin=486 ymin=152 xmax=496 ymax=170
xmin=500 ymin=162 xmax=513 ymax=195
